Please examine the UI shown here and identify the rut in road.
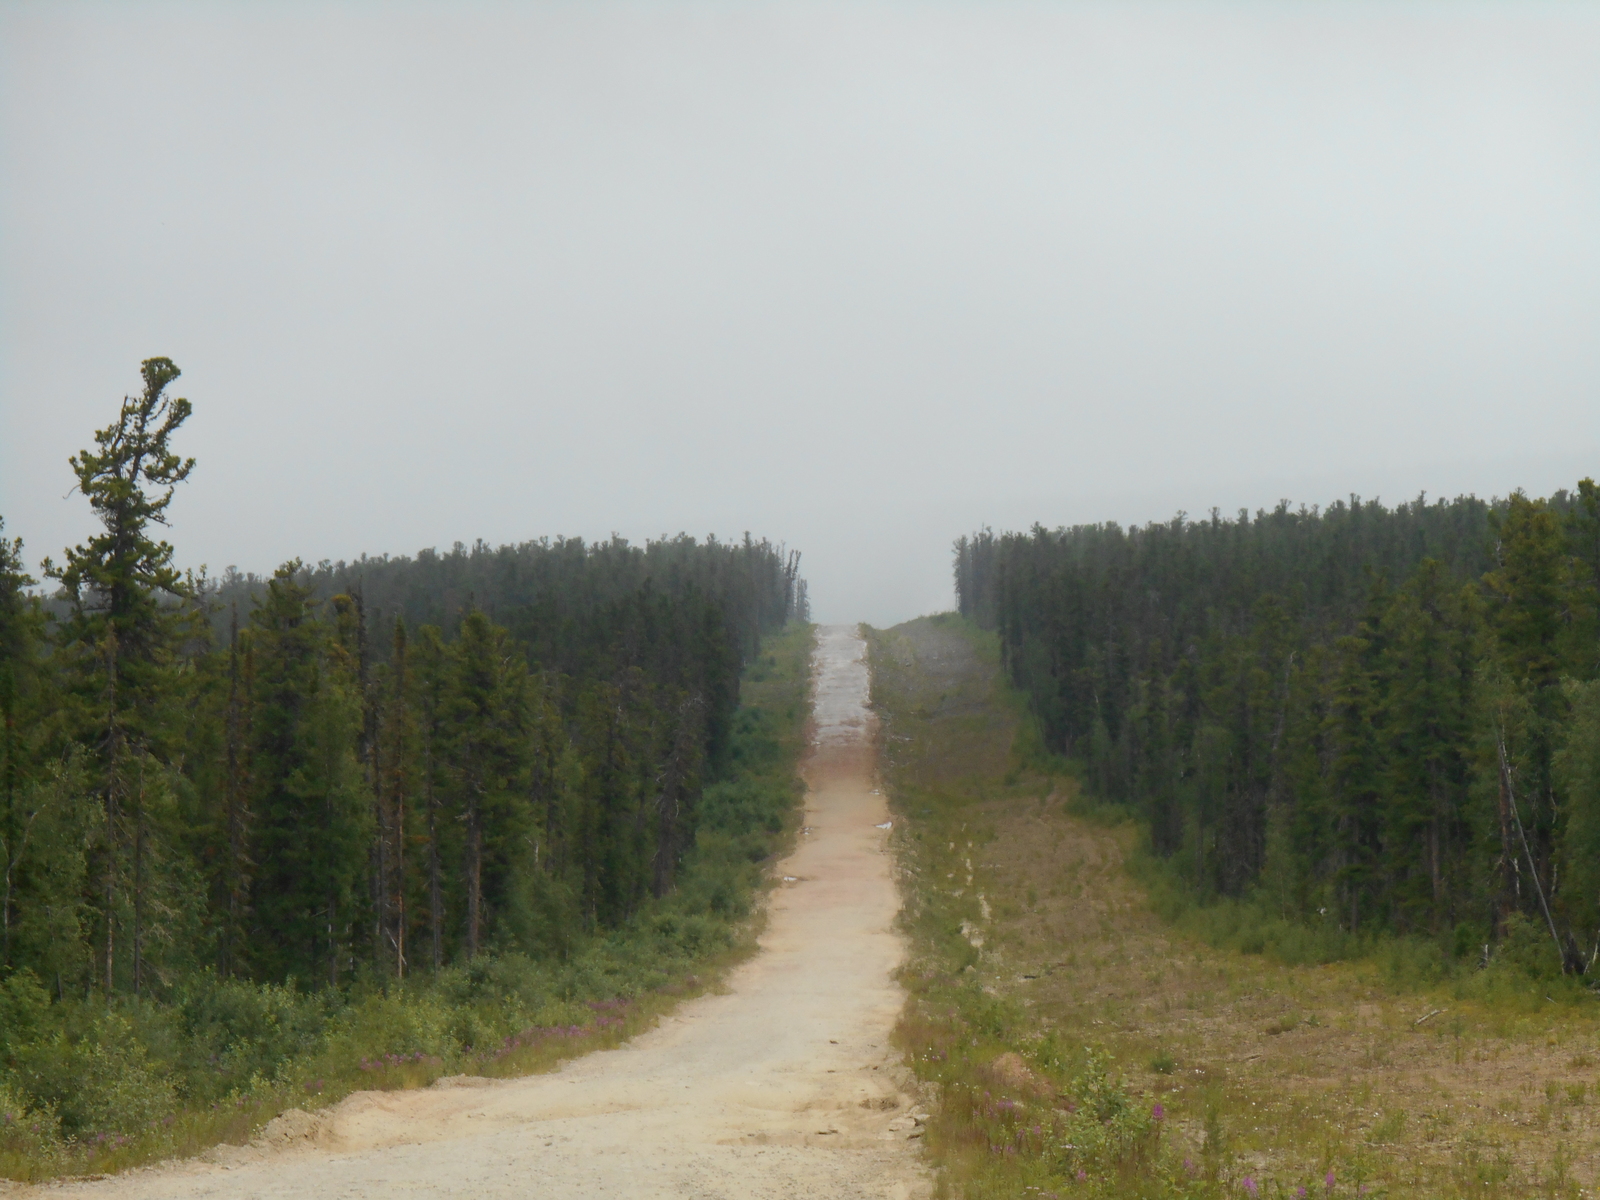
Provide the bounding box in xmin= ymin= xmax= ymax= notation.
xmin=37 ymin=624 xmax=929 ymax=1200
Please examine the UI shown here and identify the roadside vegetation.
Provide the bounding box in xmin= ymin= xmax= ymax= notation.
xmin=0 ymin=358 xmax=813 ymax=1180
xmin=872 ymin=614 xmax=1600 ymax=1200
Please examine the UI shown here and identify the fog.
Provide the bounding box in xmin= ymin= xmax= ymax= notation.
xmin=2 ymin=1 xmax=1597 ymax=626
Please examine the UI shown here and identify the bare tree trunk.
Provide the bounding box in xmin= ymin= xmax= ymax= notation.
xmin=427 ymin=750 xmax=441 ymax=970
xmin=465 ymin=789 xmax=482 ymax=958
xmin=222 ymin=609 xmax=239 ymax=975
xmin=132 ymin=755 xmax=145 ymax=996
xmin=103 ymin=631 xmax=121 ymax=995
xmin=395 ymin=784 xmax=406 ymax=980
xmin=2 ymin=805 xmax=41 ymax=974
xmin=1496 ymin=750 xmax=1516 ymax=936
xmin=652 ymin=695 xmax=703 ymax=898
xmin=371 ymin=770 xmax=388 ymax=966
xmin=1 ymin=856 xmax=11 ymax=971
xmin=327 ymin=780 xmax=339 ymax=988
xmin=328 ymin=889 xmax=338 ymax=989
xmin=222 ymin=606 xmax=248 ymax=976
xmin=389 ymin=619 xmax=409 ymax=979
xmin=1499 ymin=733 xmax=1566 ymax=968
xmin=2 ymin=682 xmax=17 ymax=970
xmin=354 ymin=589 xmax=385 ymax=970
xmin=1429 ymin=817 xmax=1442 ymax=920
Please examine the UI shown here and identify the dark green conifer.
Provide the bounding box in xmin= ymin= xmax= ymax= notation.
xmin=43 ymin=359 xmax=199 ymax=993
xmin=246 ymin=563 xmax=369 ymax=984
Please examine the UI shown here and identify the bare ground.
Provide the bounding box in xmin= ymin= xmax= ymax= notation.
xmin=29 ymin=625 xmax=929 ymax=1200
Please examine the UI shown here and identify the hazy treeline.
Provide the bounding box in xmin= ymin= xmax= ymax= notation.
xmin=956 ymin=485 xmax=1600 ymax=969
xmin=208 ymin=529 xmax=808 ymax=677
xmin=0 ymin=359 xmax=807 ymax=999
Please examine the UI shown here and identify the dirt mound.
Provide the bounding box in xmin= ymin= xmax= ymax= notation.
xmin=255 ymin=1108 xmax=324 ymax=1147
xmin=982 ymin=1051 xmax=1048 ymax=1097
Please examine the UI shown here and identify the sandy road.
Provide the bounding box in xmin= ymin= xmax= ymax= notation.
xmin=41 ymin=624 xmax=927 ymax=1200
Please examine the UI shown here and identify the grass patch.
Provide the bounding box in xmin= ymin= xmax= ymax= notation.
xmin=0 ymin=622 xmax=815 ymax=1182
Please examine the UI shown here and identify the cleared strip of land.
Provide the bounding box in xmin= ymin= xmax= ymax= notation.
xmin=873 ymin=615 xmax=1600 ymax=1200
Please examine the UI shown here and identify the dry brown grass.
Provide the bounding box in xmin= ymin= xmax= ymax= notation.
xmin=985 ymin=799 xmax=1600 ymax=1196
xmin=871 ymin=614 xmax=1600 ymax=1200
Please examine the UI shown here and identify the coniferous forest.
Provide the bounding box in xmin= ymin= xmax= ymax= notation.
xmin=956 ymin=485 xmax=1600 ymax=973
xmin=0 ymin=360 xmax=810 ymax=1169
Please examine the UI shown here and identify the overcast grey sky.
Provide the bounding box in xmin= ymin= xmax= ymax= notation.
xmin=2 ymin=1 xmax=1597 ymax=625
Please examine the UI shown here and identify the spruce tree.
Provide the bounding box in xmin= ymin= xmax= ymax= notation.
xmin=1567 ymin=479 xmax=1600 ymax=678
xmin=43 ymin=358 xmax=198 ymax=993
xmin=438 ymin=611 xmax=529 ymax=958
xmin=1380 ymin=559 xmax=1474 ymax=932
xmin=246 ymin=564 xmax=369 ymax=985
xmin=376 ymin=615 xmax=417 ymax=977
xmin=1485 ymin=495 xmax=1571 ymax=931
xmin=0 ymin=523 xmax=87 ymax=983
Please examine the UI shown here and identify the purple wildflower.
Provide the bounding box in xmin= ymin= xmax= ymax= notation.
xmin=1151 ymin=1102 xmax=1164 ymax=1121
xmin=1326 ymin=1171 xmax=1336 ymax=1192
xmin=1076 ymin=1169 xmax=1088 ymax=1182
xmin=1243 ymin=1177 xmax=1259 ymax=1198
xmin=1297 ymin=1189 xmax=1308 ymax=1199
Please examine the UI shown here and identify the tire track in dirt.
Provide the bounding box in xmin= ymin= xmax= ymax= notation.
xmin=34 ymin=624 xmax=929 ymax=1200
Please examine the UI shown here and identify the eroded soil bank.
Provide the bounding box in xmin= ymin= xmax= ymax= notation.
xmin=31 ymin=625 xmax=928 ymax=1200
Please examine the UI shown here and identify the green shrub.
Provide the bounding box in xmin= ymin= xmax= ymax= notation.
xmin=11 ymin=1014 xmax=177 ymax=1137
xmin=0 ymin=1079 xmax=62 ymax=1173
xmin=0 ymin=972 xmax=52 ymax=1056
xmin=1493 ymin=912 xmax=1563 ymax=981
xmin=174 ymin=976 xmax=332 ymax=1100
xmin=326 ymin=990 xmax=457 ymax=1063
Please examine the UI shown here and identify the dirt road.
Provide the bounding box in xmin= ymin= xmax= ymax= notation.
xmin=43 ymin=624 xmax=926 ymax=1200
